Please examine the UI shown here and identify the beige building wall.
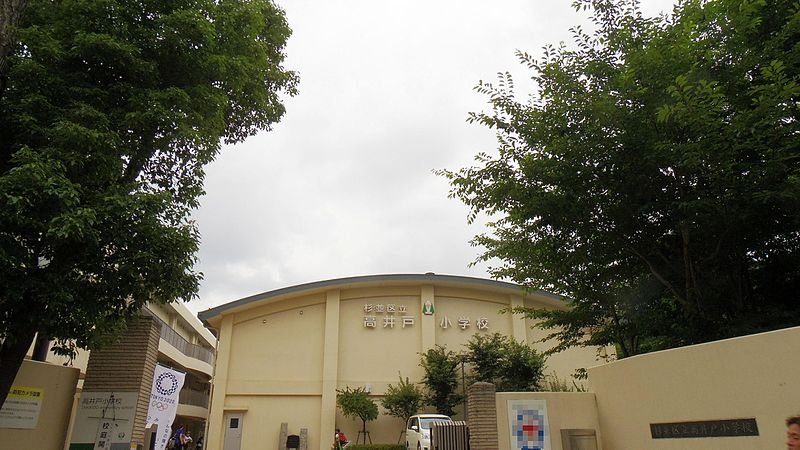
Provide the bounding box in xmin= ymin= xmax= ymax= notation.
xmin=588 ymin=325 xmax=800 ymax=449
xmin=200 ymin=274 xmax=602 ymax=450
xmin=0 ymin=360 xmax=79 ymax=450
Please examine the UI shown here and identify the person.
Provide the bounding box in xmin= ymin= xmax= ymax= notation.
xmin=173 ymin=424 xmax=186 ymax=450
xmin=195 ymin=435 xmax=204 ymax=450
xmin=334 ymin=428 xmax=350 ymax=449
xmin=788 ymin=416 xmax=800 ymax=450
xmin=183 ymin=430 xmax=193 ymax=449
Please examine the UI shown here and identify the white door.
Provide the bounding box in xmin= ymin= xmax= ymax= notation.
xmin=223 ymin=413 xmax=244 ymax=450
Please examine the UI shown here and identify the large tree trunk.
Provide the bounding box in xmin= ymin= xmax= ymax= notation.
xmin=0 ymin=0 xmax=29 ymax=99
xmin=0 ymin=327 xmax=36 ymax=408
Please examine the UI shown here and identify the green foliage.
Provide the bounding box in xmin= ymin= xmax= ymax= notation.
xmin=0 ymin=0 xmax=297 ymax=404
xmin=337 ymin=386 xmax=378 ymax=437
xmin=466 ymin=333 xmax=546 ymax=391
xmin=380 ymin=374 xmax=423 ymax=426
xmin=419 ymin=346 xmax=463 ymax=416
xmin=441 ymin=0 xmax=800 ymax=357
xmin=465 ymin=333 xmax=507 ymax=384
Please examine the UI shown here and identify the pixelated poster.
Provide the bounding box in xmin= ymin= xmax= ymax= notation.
xmin=507 ymin=399 xmax=551 ymax=450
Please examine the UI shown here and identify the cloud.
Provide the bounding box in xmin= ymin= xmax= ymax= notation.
xmin=188 ymin=0 xmax=678 ymax=313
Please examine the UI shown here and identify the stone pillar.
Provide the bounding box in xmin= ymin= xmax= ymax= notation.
xmin=280 ymin=422 xmax=289 ymax=450
xmin=300 ymin=428 xmax=308 ymax=450
xmin=467 ymin=382 xmax=499 ymax=450
xmin=82 ymin=316 xmax=160 ymax=448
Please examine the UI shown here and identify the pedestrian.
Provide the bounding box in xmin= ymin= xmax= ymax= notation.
xmin=173 ymin=424 xmax=186 ymax=450
xmin=788 ymin=416 xmax=800 ymax=450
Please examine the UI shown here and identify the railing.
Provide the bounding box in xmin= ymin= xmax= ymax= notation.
xmin=179 ymin=388 xmax=210 ymax=408
xmin=145 ymin=309 xmax=215 ymax=365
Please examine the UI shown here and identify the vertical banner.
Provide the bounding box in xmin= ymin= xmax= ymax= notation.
xmin=508 ymin=399 xmax=551 ymax=450
xmin=146 ymin=365 xmax=185 ymax=450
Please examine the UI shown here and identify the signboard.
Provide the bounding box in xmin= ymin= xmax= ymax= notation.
xmin=650 ymin=418 xmax=759 ymax=439
xmin=69 ymin=391 xmax=138 ymax=450
xmin=0 ymin=386 xmax=44 ymax=429
xmin=146 ymin=365 xmax=186 ymax=450
xmin=361 ymin=302 xmax=490 ymax=331
xmin=508 ymin=399 xmax=551 ymax=450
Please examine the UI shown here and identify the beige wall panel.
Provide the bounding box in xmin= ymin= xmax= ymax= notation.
xmin=0 ymin=360 xmax=79 ymax=450
xmin=588 ymin=326 xmax=800 ymax=450
xmin=224 ymin=396 xmax=322 ymax=450
xmin=341 ymin=286 xmax=421 ymax=300
xmin=227 ymin=303 xmax=325 ymax=394
xmin=496 ymin=392 xmax=602 ymax=450
xmin=434 ymin=296 xmax=512 ymax=352
xmin=434 ymin=287 xmax=509 ymax=305
xmin=338 ymin=296 xmax=423 ymax=391
xmin=232 ymin=293 xmax=325 ymax=325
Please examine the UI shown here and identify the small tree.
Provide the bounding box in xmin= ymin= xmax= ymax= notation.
xmin=419 ymin=346 xmax=462 ymax=416
xmin=499 ymin=339 xmax=546 ymax=392
xmin=381 ymin=374 xmax=423 ymax=442
xmin=466 ymin=333 xmax=546 ymax=392
xmin=465 ymin=333 xmax=508 ymax=385
xmin=336 ymin=386 xmax=378 ymax=444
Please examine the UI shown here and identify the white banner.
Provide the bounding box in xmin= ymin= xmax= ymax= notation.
xmin=146 ymin=365 xmax=185 ymax=450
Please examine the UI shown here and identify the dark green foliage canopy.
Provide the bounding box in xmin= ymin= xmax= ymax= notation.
xmin=441 ymin=0 xmax=800 ymax=357
xmin=0 ymin=0 xmax=296 ymax=405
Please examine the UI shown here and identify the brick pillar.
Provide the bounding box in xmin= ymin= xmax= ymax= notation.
xmin=83 ymin=316 xmax=160 ymax=448
xmin=467 ymin=382 xmax=498 ymax=450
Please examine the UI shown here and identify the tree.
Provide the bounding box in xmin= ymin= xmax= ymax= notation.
xmin=464 ymin=332 xmax=508 ymax=385
xmin=381 ymin=374 xmax=424 ymax=442
xmin=0 ymin=0 xmax=297 ymax=406
xmin=336 ymin=386 xmax=378 ymax=444
xmin=419 ymin=346 xmax=463 ymax=416
xmin=465 ymin=333 xmax=546 ymax=391
xmin=440 ymin=0 xmax=800 ymax=358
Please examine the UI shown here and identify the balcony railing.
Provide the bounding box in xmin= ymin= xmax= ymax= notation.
xmin=179 ymin=388 xmax=210 ymax=408
xmin=145 ymin=309 xmax=215 ymax=365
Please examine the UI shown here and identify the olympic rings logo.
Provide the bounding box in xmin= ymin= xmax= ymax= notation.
xmin=155 ymin=372 xmax=179 ymax=396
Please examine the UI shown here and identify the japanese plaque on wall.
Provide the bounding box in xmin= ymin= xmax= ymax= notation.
xmin=650 ymin=418 xmax=759 ymax=439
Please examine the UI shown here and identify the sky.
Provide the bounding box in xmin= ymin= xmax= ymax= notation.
xmin=188 ymin=0 xmax=678 ymax=314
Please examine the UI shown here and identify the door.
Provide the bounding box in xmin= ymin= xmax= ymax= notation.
xmin=223 ymin=413 xmax=244 ymax=450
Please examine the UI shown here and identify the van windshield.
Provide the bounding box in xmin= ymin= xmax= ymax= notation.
xmin=420 ymin=418 xmax=451 ymax=430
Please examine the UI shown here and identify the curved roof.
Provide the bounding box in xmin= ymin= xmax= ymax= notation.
xmin=197 ymin=273 xmax=563 ymax=326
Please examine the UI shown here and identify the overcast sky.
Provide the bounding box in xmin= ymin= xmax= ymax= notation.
xmin=188 ymin=0 xmax=678 ymax=314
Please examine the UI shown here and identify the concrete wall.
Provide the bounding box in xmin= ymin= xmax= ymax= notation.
xmin=0 ymin=359 xmax=79 ymax=450
xmin=588 ymin=326 xmax=800 ymax=449
xmin=495 ymin=392 xmax=601 ymax=450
